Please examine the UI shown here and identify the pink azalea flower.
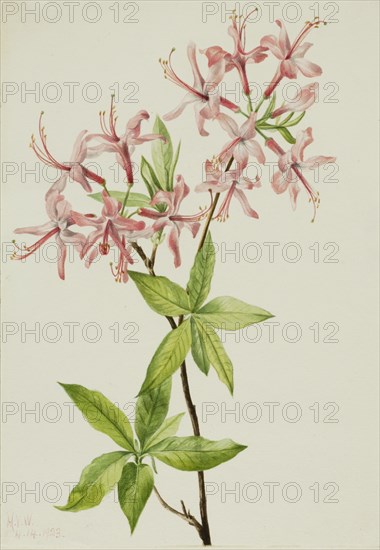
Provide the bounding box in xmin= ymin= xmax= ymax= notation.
xmin=267 ymin=128 xmax=336 ymax=220
xmin=195 ymin=159 xmax=261 ymax=221
xmin=139 ymin=175 xmax=210 ymax=267
xmin=271 ymin=83 xmax=317 ymax=118
xmin=71 ymin=190 xmax=149 ymax=268
xmin=261 ymin=18 xmax=324 ymax=97
xmin=162 ymin=43 xmax=239 ymax=137
xmin=202 ymin=10 xmax=268 ymax=96
xmin=31 ymin=113 xmax=105 ymax=198
xmin=88 ymin=97 xmax=165 ymax=183
xmin=217 ymin=112 xmax=266 ymax=168
xmin=12 ymin=191 xmax=85 ymax=280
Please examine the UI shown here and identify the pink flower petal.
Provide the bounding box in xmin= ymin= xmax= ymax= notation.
xmin=239 ymin=113 xmax=257 ymax=140
xmin=291 ymin=127 xmax=313 ymax=163
xmin=294 ymin=57 xmax=322 ymax=77
xmin=260 ymin=34 xmax=283 ymax=60
xmin=245 ymin=139 xmax=266 ymax=164
xmin=233 ymin=188 xmax=259 ymax=219
xmin=126 ymin=110 xmax=150 ymax=138
xmin=187 ymin=42 xmax=204 ymax=90
xmin=280 ymin=59 xmax=298 ymax=79
xmin=193 ymin=101 xmax=210 ymax=136
xmin=14 ymin=221 xmax=56 ymax=236
xmin=272 ymin=169 xmax=291 ymax=195
xmin=289 ymin=181 xmax=301 ymax=210
xmin=217 ymin=113 xmax=240 ymax=138
xmin=275 ymin=20 xmax=291 ymax=56
xmin=302 ymin=155 xmax=336 ymax=169
xmin=55 ymin=234 xmax=67 ymax=280
xmin=163 ymin=93 xmax=196 ymax=121
xmin=168 ymin=224 xmax=181 ymax=268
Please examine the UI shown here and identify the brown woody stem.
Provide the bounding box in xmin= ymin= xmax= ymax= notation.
xmin=130 ymin=156 xmax=235 ymax=544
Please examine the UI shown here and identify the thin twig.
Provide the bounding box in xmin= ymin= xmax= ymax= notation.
xmin=154 ymin=486 xmax=203 ymax=533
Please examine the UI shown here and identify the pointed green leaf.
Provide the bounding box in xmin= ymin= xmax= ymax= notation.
xmin=118 ymin=463 xmax=154 ymax=533
xmin=152 ymin=117 xmax=173 ymax=190
xmin=149 ymin=436 xmax=246 ymax=471
xmin=59 ymin=383 xmax=134 ymax=451
xmin=129 ymin=271 xmax=191 ymax=316
xmin=139 ymin=320 xmax=192 ymax=395
xmin=284 ymin=111 xmax=306 ymax=127
xmin=190 ymin=317 xmax=210 ymax=375
xmin=141 ymin=155 xmax=163 ymax=196
xmin=168 ymin=141 xmax=181 ymax=191
xmin=56 ymin=451 xmax=130 ymax=512
xmin=263 ymin=92 xmax=276 ymax=119
xmin=193 ymin=318 xmax=233 ymax=394
xmin=198 ymin=296 xmax=273 ymax=330
xmin=280 ymin=112 xmax=294 ymax=125
xmin=277 ymin=126 xmax=296 ymax=144
xmin=145 ymin=413 xmax=185 ymax=449
xmin=88 ymin=191 xmax=151 ymax=208
xmin=135 ymin=379 xmax=171 ymax=448
xmin=187 ymin=232 xmax=215 ymax=311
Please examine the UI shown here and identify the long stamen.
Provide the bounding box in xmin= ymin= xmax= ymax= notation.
xmin=170 ymin=192 xmax=214 ymax=223
xmin=214 ymin=183 xmax=236 ymax=222
xmin=38 ymin=113 xmax=67 ymax=169
xmin=99 ymin=220 xmax=111 ymax=255
xmin=110 ymin=237 xmax=127 ymax=282
xmin=11 ymin=228 xmax=60 ymax=260
xmin=292 ymin=165 xmax=320 ymax=222
xmin=98 ymin=97 xmax=119 ymax=142
xmin=160 ymin=49 xmax=205 ymax=100
xmin=287 ymin=17 xmax=326 ymax=59
xmin=240 ymin=8 xmax=258 ymax=48
xmin=30 ymin=113 xmax=68 ymax=170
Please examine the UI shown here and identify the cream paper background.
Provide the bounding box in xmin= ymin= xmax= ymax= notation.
xmin=1 ymin=1 xmax=379 ymax=548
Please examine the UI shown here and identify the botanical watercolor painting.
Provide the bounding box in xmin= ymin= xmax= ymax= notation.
xmin=2 ymin=2 xmax=379 ymax=549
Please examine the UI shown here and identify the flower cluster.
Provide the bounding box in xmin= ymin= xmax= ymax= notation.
xmin=13 ymin=13 xmax=335 ymax=281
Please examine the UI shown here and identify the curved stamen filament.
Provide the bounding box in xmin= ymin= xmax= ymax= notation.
xmin=99 ymin=96 xmax=120 ymax=142
xmin=160 ymin=50 xmax=205 ymax=100
xmin=170 ymin=192 xmax=214 ymax=223
xmin=287 ymin=18 xmax=326 ymax=58
xmin=214 ymin=183 xmax=237 ymax=222
xmin=11 ymin=227 xmax=60 ymax=260
xmin=30 ymin=113 xmax=68 ymax=171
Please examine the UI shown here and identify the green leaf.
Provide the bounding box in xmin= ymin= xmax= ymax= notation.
xmin=135 ymin=379 xmax=171 ymax=448
xmin=277 ymin=126 xmax=296 ymax=144
xmin=280 ymin=112 xmax=294 ymax=125
xmin=139 ymin=320 xmax=192 ymax=395
xmin=56 ymin=451 xmax=130 ymax=512
xmin=59 ymin=383 xmax=134 ymax=451
xmin=145 ymin=413 xmax=185 ymax=449
xmin=193 ymin=318 xmax=234 ymax=394
xmin=129 ymin=271 xmax=191 ymax=316
xmin=88 ymin=191 xmax=150 ymax=208
xmin=118 ymin=463 xmax=154 ymax=533
xmin=190 ymin=317 xmax=210 ymax=375
xmin=168 ymin=141 xmax=181 ymax=191
xmin=197 ymin=296 xmax=273 ymax=330
xmin=151 ymin=117 xmax=173 ymax=190
xmin=149 ymin=436 xmax=247 ymax=471
xmin=186 ymin=232 xmax=215 ymax=311
xmin=283 ymin=111 xmax=306 ymax=127
xmin=140 ymin=156 xmax=163 ymax=196
xmin=263 ymin=92 xmax=276 ymax=119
